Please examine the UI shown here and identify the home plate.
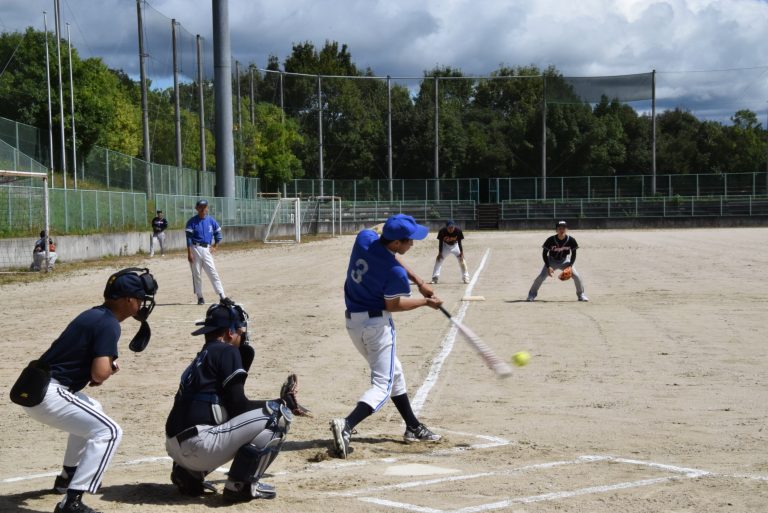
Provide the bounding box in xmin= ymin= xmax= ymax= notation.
xmin=384 ymin=463 xmax=460 ymax=476
xmin=461 ymin=295 xmax=485 ymax=301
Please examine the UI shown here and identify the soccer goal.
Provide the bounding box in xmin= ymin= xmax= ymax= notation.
xmin=263 ymin=197 xmax=302 ymax=243
xmin=0 ymin=170 xmax=51 ymax=272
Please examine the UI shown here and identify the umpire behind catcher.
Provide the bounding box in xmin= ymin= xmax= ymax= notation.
xmin=10 ymin=268 xmax=158 ymax=513
xmin=164 ymin=300 xmax=293 ymax=503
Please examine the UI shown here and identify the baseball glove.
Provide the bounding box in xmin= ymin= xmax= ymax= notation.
xmin=559 ymin=266 xmax=573 ymax=281
xmin=280 ymin=373 xmax=313 ymax=417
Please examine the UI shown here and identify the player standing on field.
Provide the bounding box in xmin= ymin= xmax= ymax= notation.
xmin=10 ymin=269 xmax=158 ymax=513
xmin=526 ymin=220 xmax=588 ymax=302
xmin=185 ymin=199 xmax=227 ymax=305
xmin=149 ymin=210 xmax=168 ymax=257
xmin=330 ymin=214 xmax=443 ymax=459
xmin=430 ymin=219 xmax=470 ymax=284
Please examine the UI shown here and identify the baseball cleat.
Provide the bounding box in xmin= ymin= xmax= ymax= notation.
xmin=222 ymin=481 xmax=276 ymax=502
xmin=578 ymin=294 xmax=589 ymax=302
xmin=330 ymin=418 xmax=351 ymax=458
xmin=52 ymin=474 xmax=71 ymax=494
xmin=404 ymin=423 xmax=442 ymax=443
xmin=429 ymin=277 xmax=439 ymax=284
xmin=526 ymin=295 xmax=535 ymax=302
xmin=53 ymin=498 xmax=101 ymax=513
xmin=197 ymin=297 xmax=205 ymax=305
xmin=463 ymin=277 xmax=470 ymax=284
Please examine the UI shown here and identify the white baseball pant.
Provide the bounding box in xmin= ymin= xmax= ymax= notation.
xmin=150 ymin=232 xmax=166 ymax=257
xmin=431 ymin=243 xmax=469 ymax=281
xmin=345 ymin=311 xmax=406 ymax=411
xmin=189 ymin=245 xmax=225 ymax=299
xmin=24 ymin=380 xmax=123 ymax=493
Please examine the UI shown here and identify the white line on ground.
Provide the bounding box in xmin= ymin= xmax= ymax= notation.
xmin=411 ymin=248 xmax=491 ymax=416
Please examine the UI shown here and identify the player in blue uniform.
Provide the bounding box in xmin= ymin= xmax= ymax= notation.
xmin=185 ymin=199 xmax=227 ymax=305
xmin=165 ymin=301 xmax=292 ymax=503
xmin=11 ymin=268 xmax=158 ymax=513
xmin=330 ymin=214 xmax=443 ymax=459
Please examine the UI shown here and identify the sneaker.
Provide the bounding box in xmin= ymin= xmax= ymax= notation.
xmin=578 ymin=294 xmax=589 ymax=302
xmin=404 ymin=423 xmax=442 ymax=443
xmin=429 ymin=277 xmax=438 ymax=284
xmin=52 ymin=474 xmax=71 ymax=494
xmin=54 ymin=498 xmax=101 ymax=513
xmin=197 ymin=297 xmax=205 ymax=305
xmin=526 ymin=295 xmax=535 ymax=302
xmin=222 ymin=481 xmax=276 ymax=502
xmin=330 ymin=418 xmax=351 ymax=458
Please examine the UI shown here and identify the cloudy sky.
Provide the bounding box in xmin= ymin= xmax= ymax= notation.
xmin=2 ymin=0 xmax=768 ymax=121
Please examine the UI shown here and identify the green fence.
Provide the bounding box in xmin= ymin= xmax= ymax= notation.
xmin=501 ymin=195 xmax=768 ymax=220
xmin=290 ymin=178 xmax=480 ymax=202
xmin=341 ymin=200 xmax=476 ymax=224
xmin=0 ymin=139 xmax=48 ymax=176
xmin=0 ymin=117 xmax=45 ymax=167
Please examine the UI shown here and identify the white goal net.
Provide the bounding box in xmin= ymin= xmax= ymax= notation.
xmin=0 ymin=170 xmax=51 ymax=272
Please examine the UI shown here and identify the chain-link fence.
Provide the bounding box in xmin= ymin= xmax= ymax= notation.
xmin=0 ymin=117 xmax=45 ymax=167
xmin=289 ymin=178 xmax=480 ymax=202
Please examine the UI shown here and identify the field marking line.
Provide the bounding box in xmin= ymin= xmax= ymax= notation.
xmin=412 ymin=248 xmax=491 ymax=416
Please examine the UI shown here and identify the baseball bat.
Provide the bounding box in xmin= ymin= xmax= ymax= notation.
xmin=438 ymin=305 xmax=513 ymax=378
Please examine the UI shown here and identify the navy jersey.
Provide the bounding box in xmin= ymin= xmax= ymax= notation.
xmin=543 ymin=235 xmax=578 ymax=263
xmin=436 ymin=227 xmax=464 ymax=246
xmin=151 ymin=216 xmax=168 ymax=234
xmin=185 ymin=215 xmax=222 ymax=246
xmin=165 ymin=341 xmax=246 ymax=436
xmin=344 ymin=229 xmax=411 ymax=312
xmin=39 ymin=306 xmax=121 ymax=392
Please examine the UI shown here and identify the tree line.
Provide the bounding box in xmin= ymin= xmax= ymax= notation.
xmin=1 ymin=29 xmax=766 ymax=192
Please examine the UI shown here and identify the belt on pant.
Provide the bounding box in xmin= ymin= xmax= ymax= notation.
xmin=174 ymin=426 xmax=199 ymax=444
xmin=345 ymin=310 xmax=383 ymax=319
xmin=192 ymin=242 xmax=209 ymax=247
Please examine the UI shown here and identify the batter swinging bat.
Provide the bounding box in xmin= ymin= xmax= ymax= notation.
xmin=438 ymin=305 xmax=513 ymax=378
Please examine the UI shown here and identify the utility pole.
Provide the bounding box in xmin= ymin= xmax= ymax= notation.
xmin=172 ymin=19 xmax=182 ymax=169
xmin=43 ymin=12 xmax=55 ymax=187
xmin=54 ymin=0 xmax=66 ymax=189
xmin=66 ymin=22 xmax=77 ymax=189
xmin=136 ymin=0 xmax=152 ymax=197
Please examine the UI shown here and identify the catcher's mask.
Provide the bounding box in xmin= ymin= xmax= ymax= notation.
xmin=104 ymin=267 xmax=158 ymax=352
xmin=192 ymin=299 xmax=249 ymax=344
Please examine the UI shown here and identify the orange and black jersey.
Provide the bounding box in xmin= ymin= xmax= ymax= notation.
xmin=542 ymin=235 xmax=578 ymax=265
xmin=437 ymin=227 xmax=464 ymax=252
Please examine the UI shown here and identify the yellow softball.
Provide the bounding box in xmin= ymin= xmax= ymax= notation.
xmin=512 ymin=351 xmax=531 ymax=367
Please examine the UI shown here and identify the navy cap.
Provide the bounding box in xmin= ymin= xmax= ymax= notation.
xmin=446 ymin=220 xmax=456 ymax=227
xmin=156 ymin=210 xmax=163 ymax=214
xmin=195 ymin=199 xmax=208 ymax=208
xmin=105 ymin=273 xmax=149 ymax=300
xmin=382 ymin=214 xmax=429 ymax=240
xmin=556 ymin=220 xmax=567 ymax=228
xmin=192 ymin=305 xmax=247 ymax=336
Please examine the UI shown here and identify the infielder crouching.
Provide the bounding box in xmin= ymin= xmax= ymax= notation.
xmin=430 ymin=220 xmax=469 ymax=284
xmin=527 ymin=220 xmax=588 ymax=302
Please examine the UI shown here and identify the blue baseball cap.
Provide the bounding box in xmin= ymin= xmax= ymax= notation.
xmin=195 ymin=199 xmax=208 ymax=208
xmin=382 ymin=214 xmax=429 ymax=241
xmin=105 ymin=273 xmax=150 ymax=300
xmin=446 ymin=220 xmax=456 ymax=227
xmin=192 ymin=304 xmax=247 ymax=336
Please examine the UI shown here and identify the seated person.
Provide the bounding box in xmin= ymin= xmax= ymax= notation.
xmin=31 ymin=230 xmax=58 ymax=271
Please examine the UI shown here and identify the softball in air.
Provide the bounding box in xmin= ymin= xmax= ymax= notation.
xmin=512 ymin=351 xmax=531 ymax=367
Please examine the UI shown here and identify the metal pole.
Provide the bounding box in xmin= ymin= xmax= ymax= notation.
xmin=43 ymin=12 xmax=55 ymax=187
xmin=279 ymin=71 xmax=285 ymax=124
xmin=212 ymin=0 xmax=235 ymax=198
xmin=66 ymin=23 xmax=77 ymax=189
xmin=652 ymin=69 xmax=657 ymax=196
xmin=235 ymin=60 xmax=242 ymax=175
xmin=136 ymin=0 xmax=152 ymax=197
xmin=541 ymin=76 xmax=547 ymax=200
xmin=387 ymin=75 xmax=393 ymax=201
xmin=318 ymin=75 xmax=324 ymax=197
xmin=249 ymin=66 xmax=255 ymax=124
xmin=196 ymin=35 xmax=206 ymax=190
xmin=172 ymin=19 xmax=182 ymax=169
xmin=434 ymin=76 xmax=439 ymax=200
xmin=54 ymin=0 xmax=67 ymax=189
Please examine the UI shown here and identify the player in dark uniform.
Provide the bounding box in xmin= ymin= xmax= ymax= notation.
xmin=330 ymin=214 xmax=443 ymax=459
xmin=430 ymin=220 xmax=470 ymax=284
xmin=149 ymin=210 xmax=168 ymax=257
xmin=11 ymin=268 xmax=158 ymax=513
xmin=165 ymin=300 xmax=292 ymax=503
xmin=527 ymin=220 xmax=588 ymax=301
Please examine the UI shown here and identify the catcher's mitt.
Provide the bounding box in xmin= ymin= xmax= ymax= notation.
xmin=559 ymin=266 xmax=573 ymax=281
xmin=280 ymin=373 xmax=313 ymax=417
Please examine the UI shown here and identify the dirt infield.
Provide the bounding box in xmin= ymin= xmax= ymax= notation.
xmin=2 ymin=227 xmax=767 ymax=512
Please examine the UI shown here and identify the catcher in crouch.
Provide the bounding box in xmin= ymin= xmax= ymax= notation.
xmin=164 ymin=299 xmax=311 ymax=503
xmin=526 ymin=220 xmax=589 ymax=302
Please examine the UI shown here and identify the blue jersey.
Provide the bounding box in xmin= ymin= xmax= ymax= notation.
xmin=39 ymin=306 xmax=121 ymax=392
xmin=344 ymin=229 xmax=411 ymax=312
xmin=185 ymin=215 xmax=222 ymax=246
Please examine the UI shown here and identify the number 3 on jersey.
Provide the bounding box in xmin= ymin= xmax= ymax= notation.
xmin=350 ymin=258 xmax=369 ymax=284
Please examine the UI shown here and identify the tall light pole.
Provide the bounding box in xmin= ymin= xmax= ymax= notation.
xmin=53 ymin=0 xmax=67 ymax=189
xmin=43 ymin=11 xmax=55 ymax=187
xmin=66 ymin=22 xmax=77 ymax=189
